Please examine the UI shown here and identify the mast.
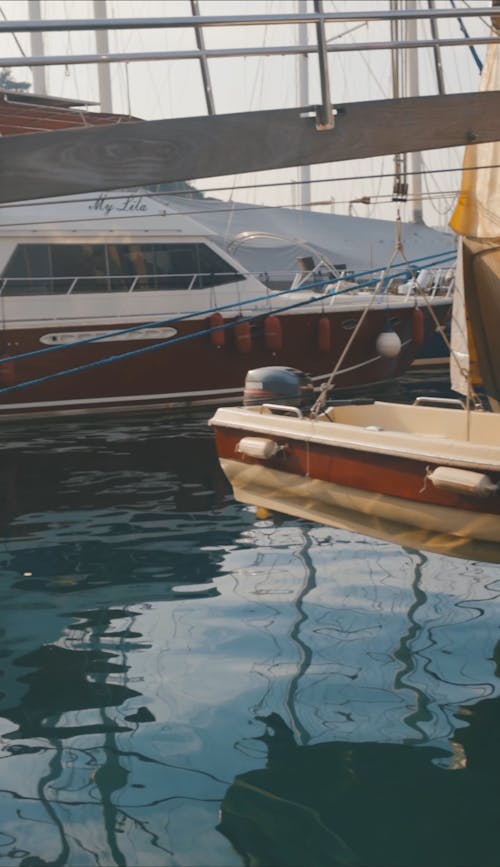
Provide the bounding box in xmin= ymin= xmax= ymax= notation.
xmin=28 ymin=0 xmax=47 ymax=94
xmin=298 ymin=0 xmax=311 ymax=208
xmin=93 ymin=0 xmax=113 ymax=113
xmin=428 ymin=0 xmax=446 ymax=94
xmin=406 ymin=0 xmax=423 ymax=223
xmin=391 ymin=1 xmax=408 ymax=204
xmin=392 ymin=0 xmax=423 ymax=223
xmin=190 ymin=0 xmax=215 ymax=115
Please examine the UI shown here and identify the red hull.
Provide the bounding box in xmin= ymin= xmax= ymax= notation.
xmin=213 ymin=424 xmax=500 ymax=518
xmin=0 ymin=304 xmax=450 ymax=416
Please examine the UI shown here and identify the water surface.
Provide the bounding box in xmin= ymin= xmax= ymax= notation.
xmin=1 ymin=389 xmax=500 ymax=866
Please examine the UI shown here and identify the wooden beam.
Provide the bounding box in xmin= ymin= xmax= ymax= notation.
xmin=1 ymin=91 xmax=500 ymax=203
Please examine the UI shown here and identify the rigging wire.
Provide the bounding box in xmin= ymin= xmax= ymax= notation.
xmin=311 ymin=210 xmax=417 ymax=415
xmin=421 ymin=154 xmax=457 ymax=218
xmin=0 ymin=5 xmax=26 ymax=57
xmin=327 ymin=1 xmax=388 ymax=218
xmin=0 ymin=162 xmax=497 ymax=222
xmin=461 ymin=0 xmax=497 ymax=31
xmin=450 ymin=0 xmax=484 ymax=71
xmin=176 ymin=161 xmax=500 ymax=199
xmin=226 ymin=0 xmax=274 ymax=210
xmin=0 ymin=190 xmax=463 ymax=229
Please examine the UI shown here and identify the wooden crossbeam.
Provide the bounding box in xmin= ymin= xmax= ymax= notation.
xmin=1 ymin=91 xmax=500 ymax=203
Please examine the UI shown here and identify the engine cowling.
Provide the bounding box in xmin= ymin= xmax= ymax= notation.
xmin=243 ymin=366 xmax=313 ymax=408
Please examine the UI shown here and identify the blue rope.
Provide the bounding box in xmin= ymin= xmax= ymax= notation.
xmin=0 ymin=248 xmax=455 ymax=368
xmin=450 ymin=0 xmax=483 ymax=72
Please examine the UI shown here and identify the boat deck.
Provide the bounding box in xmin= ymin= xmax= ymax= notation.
xmin=320 ymin=400 xmax=500 ymax=445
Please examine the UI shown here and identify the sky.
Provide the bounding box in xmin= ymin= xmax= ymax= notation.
xmin=0 ymin=0 xmax=494 ymax=228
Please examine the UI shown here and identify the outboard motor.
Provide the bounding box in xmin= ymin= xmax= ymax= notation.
xmin=243 ymin=366 xmax=314 ymax=408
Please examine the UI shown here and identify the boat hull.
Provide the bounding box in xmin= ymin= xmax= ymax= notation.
xmin=210 ymin=402 xmax=500 ymax=560
xmin=0 ymin=302 xmax=449 ymax=417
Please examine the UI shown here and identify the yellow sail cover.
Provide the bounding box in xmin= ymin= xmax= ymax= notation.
xmin=449 ymin=19 xmax=500 ymax=408
xmin=450 ymin=37 xmax=500 ymax=241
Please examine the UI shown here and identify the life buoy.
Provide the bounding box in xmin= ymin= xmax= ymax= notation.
xmin=234 ymin=320 xmax=252 ymax=353
xmin=318 ymin=316 xmax=331 ymax=353
xmin=264 ymin=315 xmax=282 ymax=352
xmin=412 ymin=306 xmax=425 ymax=348
xmin=209 ymin=312 xmax=225 ymax=348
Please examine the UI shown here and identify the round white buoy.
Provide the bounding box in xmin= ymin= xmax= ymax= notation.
xmin=376 ymin=330 xmax=402 ymax=358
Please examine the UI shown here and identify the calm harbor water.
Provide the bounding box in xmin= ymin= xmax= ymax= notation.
xmin=1 ymin=369 xmax=500 ymax=867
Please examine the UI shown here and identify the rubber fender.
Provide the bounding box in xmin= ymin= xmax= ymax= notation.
xmin=318 ymin=316 xmax=331 ymax=353
xmin=264 ymin=315 xmax=282 ymax=352
xmin=234 ymin=320 xmax=252 ymax=353
xmin=210 ymin=312 xmax=225 ymax=348
xmin=412 ymin=306 xmax=425 ymax=348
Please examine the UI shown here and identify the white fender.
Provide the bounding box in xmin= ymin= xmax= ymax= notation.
xmin=427 ymin=466 xmax=498 ymax=497
xmin=236 ymin=437 xmax=280 ymax=460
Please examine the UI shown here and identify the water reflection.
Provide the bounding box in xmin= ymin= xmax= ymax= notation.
xmin=0 ymin=412 xmax=499 ymax=865
xmin=0 ymin=409 xmax=240 ymax=597
xmin=220 ymin=694 xmax=500 ymax=867
xmin=214 ymin=526 xmax=500 ymax=867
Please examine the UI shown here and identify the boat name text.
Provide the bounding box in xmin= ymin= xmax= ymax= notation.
xmin=89 ymin=194 xmax=148 ymax=215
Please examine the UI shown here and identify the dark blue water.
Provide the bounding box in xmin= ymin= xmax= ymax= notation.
xmin=1 ymin=369 xmax=500 ymax=867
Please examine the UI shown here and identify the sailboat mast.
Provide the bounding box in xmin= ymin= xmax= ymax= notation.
xmin=298 ymin=0 xmax=311 ymax=209
xmin=391 ymin=1 xmax=408 ymax=203
xmin=427 ymin=0 xmax=446 ymax=94
xmin=391 ymin=0 xmax=423 ymax=222
xmin=93 ymin=0 xmax=113 ymax=113
xmin=190 ymin=0 xmax=215 ymax=115
xmin=406 ymin=0 xmax=423 ymax=223
xmin=28 ymin=0 xmax=46 ymax=94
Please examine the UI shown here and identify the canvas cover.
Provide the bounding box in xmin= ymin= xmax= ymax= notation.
xmin=449 ymin=25 xmax=500 ymax=407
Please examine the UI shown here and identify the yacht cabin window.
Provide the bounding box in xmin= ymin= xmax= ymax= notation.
xmin=0 ymin=242 xmax=244 ymax=295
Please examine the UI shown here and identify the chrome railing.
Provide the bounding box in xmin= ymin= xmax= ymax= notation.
xmin=2 ymin=5 xmax=499 ymax=135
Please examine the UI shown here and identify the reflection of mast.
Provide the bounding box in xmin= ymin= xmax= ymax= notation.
xmin=284 ymin=536 xmax=434 ymax=749
xmin=87 ymin=609 xmax=171 ymax=864
xmin=94 ymin=724 xmax=128 ymax=867
xmin=35 ymin=744 xmax=71 ymax=867
xmin=88 ymin=610 xmax=133 ymax=867
xmin=285 ymin=529 xmax=317 ymax=747
xmin=393 ymin=548 xmax=433 ymax=741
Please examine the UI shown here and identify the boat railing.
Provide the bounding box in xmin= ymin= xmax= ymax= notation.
xmin=0 ymin=259 xmax=457 ymax=329
xmin=10 ymin=7 xmax=499 ymax=122
xmin=0 ymin=269 xmax=367 ymax=300
xmin=0 ymin=271 xmax=248 ymax=296
xmin=387 ymin=267 xmax=456 ymax=299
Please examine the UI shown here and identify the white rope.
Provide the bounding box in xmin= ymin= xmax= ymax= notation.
xmin=310 ymin=211 xmax=414 ymax=417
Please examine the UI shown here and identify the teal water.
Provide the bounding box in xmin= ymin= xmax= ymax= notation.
xmin=1 ymin=377 xmax=500 ymax=867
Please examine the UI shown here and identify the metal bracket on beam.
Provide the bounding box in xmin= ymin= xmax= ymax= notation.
xmin=314 ymin=1 xmax=334 ymax=130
